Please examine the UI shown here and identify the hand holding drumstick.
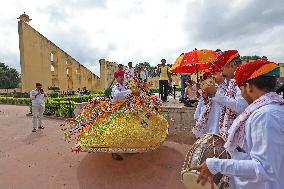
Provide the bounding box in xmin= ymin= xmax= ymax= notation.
xmin=188 ymin=162 xmax=215 ymax=189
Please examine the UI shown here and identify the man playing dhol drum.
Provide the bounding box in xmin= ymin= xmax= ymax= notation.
xmin=189 ymin=60 xmax=284 ymax=189
xmin=204 ymin=50 xmax=248 ymax=139
xmin=192 ymin=69 xmax=228 ymax=137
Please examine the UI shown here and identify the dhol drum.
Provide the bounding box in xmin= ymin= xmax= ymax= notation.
xmin=181 ymin=134 xmax=230 ymax=189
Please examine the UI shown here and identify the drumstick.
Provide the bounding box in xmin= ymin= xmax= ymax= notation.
xmin=188 ymin=163 xmax=215 ymax=189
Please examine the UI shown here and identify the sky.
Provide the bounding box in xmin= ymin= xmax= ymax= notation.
xmin=0 ymin=0 xmax=284 ymax=76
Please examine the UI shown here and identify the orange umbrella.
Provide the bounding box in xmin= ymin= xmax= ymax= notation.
xmin=170 ymin=49 xmax=220 ymax=74
xmin=169 ymin=53 xmax=184 ymax=73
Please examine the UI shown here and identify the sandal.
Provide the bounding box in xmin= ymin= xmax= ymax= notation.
xmin=32 ymin=128 xmax=36 ymax=132
xmin=38 ymin=126 xmax=45 ymax=129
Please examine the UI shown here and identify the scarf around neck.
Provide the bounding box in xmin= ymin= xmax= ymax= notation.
xmin=224 ymin=92 xmax=284 ymax=154
xmin=219 ymin=79 xmax=238 ymax=139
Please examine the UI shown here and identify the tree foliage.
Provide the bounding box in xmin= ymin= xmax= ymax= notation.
xmin=0 ymin=62 xmax=21 ymax=89
xmin=241 ymin=55 xmax=262 ymax=61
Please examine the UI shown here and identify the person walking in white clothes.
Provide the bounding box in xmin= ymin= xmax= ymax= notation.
xmin=30 ymin=83 xmax=47 ymax=132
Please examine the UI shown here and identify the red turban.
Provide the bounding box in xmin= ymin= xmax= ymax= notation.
xmin=214 ymin=50 xmax=239 ymax=69
xmin=114 ymin=70 xmax=125 ymax=78
xmin=234 ymin=60 xmax=278 ymax=87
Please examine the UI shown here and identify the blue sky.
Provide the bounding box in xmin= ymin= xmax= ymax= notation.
xmin=1 ymin=0 xmax=284 ymax=76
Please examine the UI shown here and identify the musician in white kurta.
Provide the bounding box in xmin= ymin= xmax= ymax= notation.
xmin=189 ymin=60 xmax=284 ymax=189
xmin=205 ymin=52 xmax=248 ymax=138
xmin=194 ymin=96 xmax=206 ymax=121
xmin=205 ymin=80 xmax=228 ymax=133
xmin=193 ymin=79 xmax=227 ymax=136
xmin=212 ymin=79 xmax=248 ymax=115
xmin=206 ymin=103 xmax=284 ymax=189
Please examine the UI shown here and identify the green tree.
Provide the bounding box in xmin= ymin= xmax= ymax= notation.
xmin=241 ymin=55 xmax=262 ymax=62
xmin=0 ymin=62 xmax=21 ymax=89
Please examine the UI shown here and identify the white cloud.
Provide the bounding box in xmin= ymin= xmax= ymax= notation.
xmin=0 ymin=0 xmax=284 ymax=77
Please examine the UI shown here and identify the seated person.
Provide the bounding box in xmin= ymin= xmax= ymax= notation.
xmin=184 ymin=79 xmax=198 ymax=107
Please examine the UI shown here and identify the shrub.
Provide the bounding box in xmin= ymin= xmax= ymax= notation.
xmin=48 ymin=86 xmax=60 ymax=90
xmin=1 ymin=94 xmax=104 ymax=117
xmin=44 ymin=100 xmax=75 ymax=117
xmin=49 ymin=93 xmax=59 ymax=98
xmin=0 ymin=97 xmax=31 ymax=105
xmin=51 ymin=94 xmax=104 ymax=103
xmin=0 ymin=92 xmax=30 ymax=98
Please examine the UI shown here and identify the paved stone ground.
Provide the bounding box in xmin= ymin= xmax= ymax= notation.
xmin=0 ymin=104 xmax=195 ymax=189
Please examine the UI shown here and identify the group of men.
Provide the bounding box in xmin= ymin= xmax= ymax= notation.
xmin=190 ymin=50 xmax=284 ymax=189
xmin=118 ymin=59 xmax=172 ymax=102
xmin=29 ymin=52 xmax=284 ymax=188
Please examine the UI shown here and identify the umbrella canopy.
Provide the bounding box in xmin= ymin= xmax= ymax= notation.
xmin=170 ymin=49 xmax=220 ymax=74
xmin=169 ymin=53 xmax=184 ymax=73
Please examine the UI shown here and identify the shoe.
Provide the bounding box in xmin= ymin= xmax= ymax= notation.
xmin=112 ymin=153 xmax=123 ymax=161
xmin=38 ymin=126 xmax=44 ymax=129
xmin=32 ymin=128 xmax=36 ymax=132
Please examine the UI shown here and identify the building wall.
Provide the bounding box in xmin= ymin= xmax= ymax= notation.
xmin=99 ymin=59 xmax=118 ymax=90
xmin=18 ymin=20 xmax=101 ymax=92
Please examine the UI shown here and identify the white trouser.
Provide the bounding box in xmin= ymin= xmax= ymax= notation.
xmin=32 ymin=105 xmax=45 ymax=129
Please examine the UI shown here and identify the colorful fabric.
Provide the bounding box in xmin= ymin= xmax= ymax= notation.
xmin=62 ymin=78 xmax=169 ymax=152
xmin=224 ymin=92 xmax=284 ymax=154
xmin=114 ymin=69 xmax=125 ymax=78
xmin=219 ymin=79 xmax=238 ymax=139
xmin=170 ymin=49 xmax=220 ymax=74
xmin=235 ymin=60 xmax=279 ymax=87
xmin=213 ymin=50 xmax=239 ymax=69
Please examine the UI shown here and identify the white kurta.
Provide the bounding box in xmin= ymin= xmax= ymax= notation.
xmin=111 ymin=83 xmax=132 ymax=103
xmin=194 ymin=97 xmax=206 ymax=121
xmin=30 ymin=89 xmax=46 ymax=107
xmin=124 ymin=67 xmax=135 ymax=83
xmin=204 ymin=82 xmax=227 ymax=134
xmin=212 ymin=79 xmax=248 ymax=115
xmin=206 ymin=103 xmax=284 ymax=189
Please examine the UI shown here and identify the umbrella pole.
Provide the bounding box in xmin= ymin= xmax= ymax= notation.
xmin=196 ymin=64 xmax=199 ymax=83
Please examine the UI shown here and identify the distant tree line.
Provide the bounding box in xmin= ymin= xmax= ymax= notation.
xmin=0 ymin=62 xmax=21 ymax=89
xmin=241 ymin=55 xmax=267 ymax=62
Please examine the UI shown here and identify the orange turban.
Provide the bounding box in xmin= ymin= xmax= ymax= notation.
xmin=214 ymin=50 xmax=240 ymax=69
xmin=114 ymin=70 xmax=125 ymax=78
xmin=234 ymin=60 xmax=279 ymax=87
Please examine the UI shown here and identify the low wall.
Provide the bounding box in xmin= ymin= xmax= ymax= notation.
xmin=161 ymin=106 xmax=195 ymax=133
xmin=160 ymin=106 xmax=196 ymax=144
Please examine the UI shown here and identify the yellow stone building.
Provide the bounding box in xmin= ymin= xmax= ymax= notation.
xmin=17 ymin=13 xmax=181 ymax=92
xmin=18 ymin=13 xmax=120 ymax=92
